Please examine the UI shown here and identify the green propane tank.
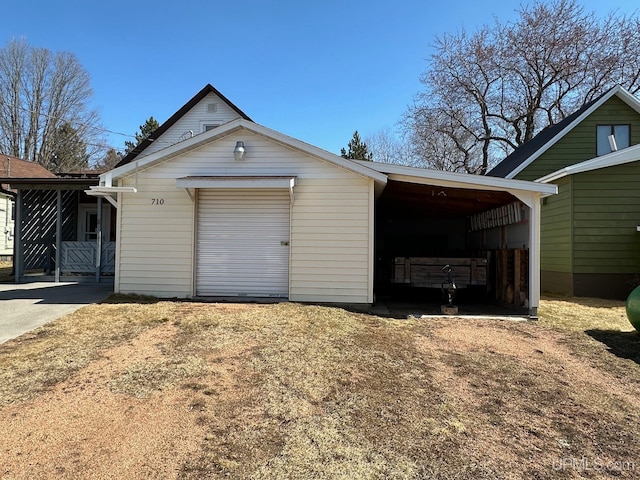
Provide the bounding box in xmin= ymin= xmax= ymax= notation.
xmin=625 ymin=286 xmax=640 ymax=332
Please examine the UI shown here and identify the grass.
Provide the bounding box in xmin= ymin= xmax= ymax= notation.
xmin=538 ymin=294 xmax=632 ymax=332
xmin=1 ymin=295 xmax=639 ymax=478
xmin=0 ymin=259 xmax=12 ymax=282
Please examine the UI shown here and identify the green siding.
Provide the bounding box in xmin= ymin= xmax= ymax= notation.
xmin=516 ymin=96 xmax=640 ymax=181
xmin=540 ymin=177 xmax=572 ymax=273
xmin=572 ymin=162 xmax=640 ymax=274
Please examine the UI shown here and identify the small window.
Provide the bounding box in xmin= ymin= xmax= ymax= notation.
xmin=203 ymin=124 xmax=219 ymax=132
xmin=11 ymin=201 xmax=15 ymax=221
xmin=83 ymin=212 xmax=98 ymax=241
xmin=597 ymin=125 xmax=630 ymax=156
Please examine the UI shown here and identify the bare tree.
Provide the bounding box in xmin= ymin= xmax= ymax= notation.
xmin=405 ymin=0 xmax=640 ymax=174
xmin=365 ymin=127 xmax=415 ymax=166
xmin=0 ymin=38 xmax=102 ymax=170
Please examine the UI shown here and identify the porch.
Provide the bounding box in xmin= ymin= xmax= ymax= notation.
xmin=2 ymin=176 xmax=116 ymax=283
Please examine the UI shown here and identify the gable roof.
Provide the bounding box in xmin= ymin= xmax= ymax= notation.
xmin=487 ymin=86 xmax=640 ymax=179
xmin=0 ymin=155 xmax=56 ymax=179
xmin=102 ymin=118 xmax=388 ymax=186
xmin=0 ymin=155 xmax=57 ymax=195
xmin=537 ymin=143 xmax=640 ymax=183
xmin=116 ymin=84 xmax=252 ymax=167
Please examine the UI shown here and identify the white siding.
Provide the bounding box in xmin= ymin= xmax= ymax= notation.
xmin=116 ymin=131 xmax=373 ymax=302
xmin=290 ymin=177 xmax=371 ymax=303
xmin=117 ymin=176 xmax=194 ymax=297
xmin=142 ymin=92 xmax=244 ymax=157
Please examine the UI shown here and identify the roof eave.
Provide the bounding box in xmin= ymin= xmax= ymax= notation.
xmin=116 ymin=84 xmax=252 ymax=167
xmin=355 ymin=161 xmax=557 ymax=196
xmin=504 ymin=87 xmax=629 ymax=179
xmin=537 ymin=143 xmax=640 ymax=183
xmin=103 ymin=119 xmax=388 ymax=185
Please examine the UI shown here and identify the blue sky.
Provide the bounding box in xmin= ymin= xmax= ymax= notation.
xmin=5 ymin=0 xmax=638 ymax=156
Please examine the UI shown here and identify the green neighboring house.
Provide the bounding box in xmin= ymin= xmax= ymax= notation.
xmin=488 ymin=86 xmax=640 ymax=299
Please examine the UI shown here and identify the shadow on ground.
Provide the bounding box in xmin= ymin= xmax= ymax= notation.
xmin=585 ymin=329 xmax=640 ymax=365
xmin=100 ymin=288 xmax=529 ymax=320
xmin=0 ymin=282 xmax=113 ymax=305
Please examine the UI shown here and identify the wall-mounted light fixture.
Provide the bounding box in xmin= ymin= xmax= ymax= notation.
xmin=234 ymin=141 xmax=246 ymax=161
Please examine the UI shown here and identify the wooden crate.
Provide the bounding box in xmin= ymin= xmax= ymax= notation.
xmin=492 ymin=249 xmax=529 ymax=307
xmin=393 ymin=257 xmax=487 ymax=288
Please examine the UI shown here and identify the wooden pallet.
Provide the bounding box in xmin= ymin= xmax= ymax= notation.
xmin=393 ymin=257 xmax=487 ymax=289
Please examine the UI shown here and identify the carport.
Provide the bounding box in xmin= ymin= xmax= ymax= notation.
xmin=357 ymin=163 xmax=557 ymax=317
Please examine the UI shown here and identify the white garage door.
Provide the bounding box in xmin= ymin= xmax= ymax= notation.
xmin=196 ymin=189 xmax=290 ymax=297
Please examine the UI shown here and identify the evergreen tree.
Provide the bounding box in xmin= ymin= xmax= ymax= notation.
xmin=95 ymin=148 xmax=124 ymax=170
xmin=49 ymin=122 xmax=89 ymax=173
xmin=124 ymin=116 xmax=160 ymax=154
xmin=340 ymin=130 xmax=373 ymax=161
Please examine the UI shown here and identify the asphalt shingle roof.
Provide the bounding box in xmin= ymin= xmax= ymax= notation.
xmin=486 ymin=89 xmax=613 ymax=178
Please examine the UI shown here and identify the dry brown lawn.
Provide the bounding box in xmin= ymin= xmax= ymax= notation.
xmin=0 ymin=260 xmax=12 ymax=282
xmin=1 ymin=295 xmax=639 ymax=479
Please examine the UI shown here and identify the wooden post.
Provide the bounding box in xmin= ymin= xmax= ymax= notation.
xmin=405 ymin=257 xmax=411 ymax=284
xmin=501 ymin=249 xmax=508 ymax=302
xmin=514 ymin=249 xmax=521 ymax=305
xmin=529 ymin=198 xmax=541 ymax=318
xmin=96 ymin=196 xmax=102 ymax=283
xmin=14 ymin=189 xmax=23 ymax=283
xmin=55 ymin=190 xmax=62 ymax=283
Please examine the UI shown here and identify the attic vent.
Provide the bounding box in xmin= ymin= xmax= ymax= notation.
xmin=207 ymin=103 xmax=217 ymax=113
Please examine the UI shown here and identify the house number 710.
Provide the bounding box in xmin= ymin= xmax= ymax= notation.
xmin=151 ymin=198 xmax=165 ymax=205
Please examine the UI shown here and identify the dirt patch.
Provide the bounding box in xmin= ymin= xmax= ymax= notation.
xmin=1 ymin=323 xmax=205 ymax=479
xmin=417 ymin=318 xmax=640 ymax=478
xmin=1 ymin=299 xmax=639 ymax=479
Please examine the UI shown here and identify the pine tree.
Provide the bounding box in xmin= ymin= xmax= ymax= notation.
xmin=49 ymin=122 xmax=90 ymax=173
xmin=124 ymin=116 xmax=160 ymax=154
xmin=340 ymin=131 xmax=373 ymax=161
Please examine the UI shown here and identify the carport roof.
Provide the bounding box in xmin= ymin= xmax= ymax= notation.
xmin=0 ymin=177 xmax=99 ymax=190
xmin=355 ymin=161 xmax=557 ymax=196
xmin=357 ymin=161 xmax=556 ymax=216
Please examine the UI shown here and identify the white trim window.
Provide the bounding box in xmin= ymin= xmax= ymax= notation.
xmin=597 ymin=124 xmax=630 ymax=156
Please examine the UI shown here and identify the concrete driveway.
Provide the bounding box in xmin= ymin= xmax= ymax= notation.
xmin=0 ymin=282 xmax=113 ymax=344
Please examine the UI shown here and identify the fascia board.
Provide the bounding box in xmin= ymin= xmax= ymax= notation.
xmin=102 ymin=119 xmax=388 ymax=185
xmin=102 ymin=119 xmax=245 ymax=182
xmin=359 ymin=161 xmax=557 ymax=196
xmin=245 ymin=122 xmax=388 ymax=183
xmin=537 ymin=143 xmax=640 ymax=183
xmin=505 ymin=87 xmax=622 ymax=179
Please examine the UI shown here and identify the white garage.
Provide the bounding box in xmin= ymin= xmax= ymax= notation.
xmin=86 ymin=85 xmax=556 ymax=317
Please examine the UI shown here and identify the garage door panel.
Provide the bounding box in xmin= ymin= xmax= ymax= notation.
xmin=196 ymin=189 xmax=290 ymax=297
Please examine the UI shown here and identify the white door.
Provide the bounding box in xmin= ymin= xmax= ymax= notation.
xmin=78 ymin=204 xmax=111 ymax=241
xmin=196 ymin=189 xmax=290 ymax=297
